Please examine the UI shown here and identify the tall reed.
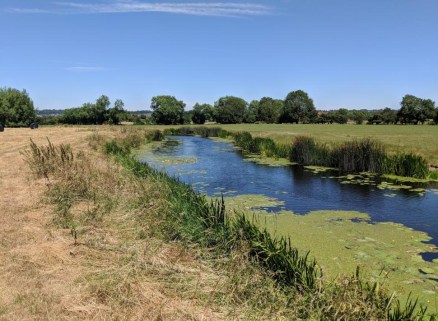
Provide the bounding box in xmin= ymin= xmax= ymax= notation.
xmin=290 ymin=136 xmax=332 ymax=166
xmin=333 ymin=138 xmax=386 ymax=173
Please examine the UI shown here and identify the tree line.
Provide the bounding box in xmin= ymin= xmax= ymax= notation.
xmin=1 ymin=86 xmax=437 ymax=127
xmin=151 ymin=91 xmax=438 ymax=126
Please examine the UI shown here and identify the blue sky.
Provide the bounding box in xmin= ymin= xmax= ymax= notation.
xmin=1 ymin=0 xmax=437 ymax=110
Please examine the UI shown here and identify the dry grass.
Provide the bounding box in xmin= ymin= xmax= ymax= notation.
xmin=0 ymin=126 xmax=228 ymax=321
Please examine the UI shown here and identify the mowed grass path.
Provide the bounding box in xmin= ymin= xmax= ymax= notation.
xmin=202 ymin=124 xmax=438 ymax=166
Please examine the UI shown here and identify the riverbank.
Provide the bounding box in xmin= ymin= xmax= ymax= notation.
xmin=1 ymin=126 xmax=436 ymax=320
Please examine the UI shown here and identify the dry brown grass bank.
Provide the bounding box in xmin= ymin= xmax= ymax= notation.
xmin=0 ymin=127 xmax=227 ymax=321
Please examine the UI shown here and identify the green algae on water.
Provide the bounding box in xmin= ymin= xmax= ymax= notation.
xmin=223 ymin=205 xmax=438 ymax=311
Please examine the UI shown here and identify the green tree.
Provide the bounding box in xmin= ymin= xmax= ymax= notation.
xmin=107 ymin=99 xmax=126 ymax=125
xmin=398 ymin=95 xmax=435 ymax=124
xmin=244 ymin=100 xmax=258 ymax=123
xmin=419 ymin=99 xmax=435 ymax=124
xmin=282 ymin=90 xmax=317 ymax=124
xmin=350 ymin=110 xmax=369 ymax=125
xmin=151 ymin=95 xmax=185 ymax=125
xmin=92 ymin=95 xmax=110 ymax=124
xmin=191 ymin=103 xmax=213 ymax=124
xmin=214 ymin=96 xmax=247 ymax=124
xmin=257 ymin=97 xmax=282 ymax=123
xmin=380 ymin=107 xmax=397 ymax=124
xmin=334 ymin=108 xmax=349 ymax=124
xmin=0 ymin=87 xmax=36 ymax=126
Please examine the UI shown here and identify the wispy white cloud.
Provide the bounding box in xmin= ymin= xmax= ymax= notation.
xmin=65 ymin=66 xmax=107 ymax=72
xmin=7 ymin=8 xmax=52 ymax=14
xmin=8 ymin=1 xmax=271 ymax=17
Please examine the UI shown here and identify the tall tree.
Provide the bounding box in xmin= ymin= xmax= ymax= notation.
xmin=92 ymin=95 xmax=110 ymax=124
xmin=191 ymin=103 xmax=213 ymax=124
xmin=419 ymin=99 xmax=436 ymax=124
xmin=107 ymin=99 xmax=126 ymax=125
xmin=380 ymin=107 xmax=397 ymax=124
xmin=398 ymin=94 xmax=435 ymax=124
xmin=214 ymin=96 xmax=247 ymax=124
xmin=282 ymin=90 xmax=317 ymax=124
xmin=0 ymin=87 xmax=36 ymax=126
xmin=244 ymin=100 xmax=258 ymax=123
xmin=257 ymin=97 xmax=283 ymax=123
xmin=151 ymin=95 xmax=185 ymax=125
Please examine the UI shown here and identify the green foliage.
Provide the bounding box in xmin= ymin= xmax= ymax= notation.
xmin=428 ymin=171 xmax=438 ymax=180
xmin=151 ymin=95 xmax=185 ymax=125
xmin=282 ymin=90 xmax=317 ymax=124
xmin=60 ymin=95 xmax=126 ymax=125
xmin=291 ymin=136 xmax=332 ymax=166
xmin=145 ymin=129 xmax=164 ymax=142
xmin=384 ymin=153 xmax=429 ymax=179
xmin=107 ymin=99 xmax=126 ymax=125
xmin=0 ymin=87 xmax=36 ymax=126
xmin=191 ymin=103 xmax=214 ymax=124
xmin=36 ymin=115 xmax=61 ymax=125
xmin=350 ymin=110 xmax=371 ymax=124
xmin=257 ymin=97 xmax=283 ymax=123
xmin=214 ymin=96 xmax=248 ymax=124
xmin=334 ymin=139 xmax=386 ymax=172
xmin=398 ymin=95 xmax=436 ymax=125
xmin=163 ymin=126 xmax=230 ymax=138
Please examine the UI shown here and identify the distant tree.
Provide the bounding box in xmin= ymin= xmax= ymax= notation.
xmin=419 ymin=99 xmax=436 ymax=124
xmin=107 ymin=99 xmax=126 ymax=125
xmin=214 ymin=96 xmax=247 ymax=124
xmin=380 ymin=107 xmax=397 ymax=124
xmin=0 ymin=87 xmax=36 ymax=126
xmin=183 ymin=110 xmax=193 ymax=124
xmin=151 ymin=95 xmax=185 ymax=125
xmin=244 ymin=100 xmax=258 ymax=123
xmin=334 ymin=108 xmax=349 ymax=124
xmin=398 ymin=95 xmax=435 ymax=124
xmin=350 ymin=110 xmax=369 ymax=125
xmin=281 ymin=90 xmax=317 ymax=124
xmin=257 ymin=97 xmax=282 ymax=123
xmin=191 ymin=103 xmax=213 ymax=124
xmin=91 ymin=95 xmax=110 ymax=124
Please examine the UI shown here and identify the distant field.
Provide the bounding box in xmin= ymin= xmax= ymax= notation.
xmin=195 ymin=124 xmax=438 ymax=166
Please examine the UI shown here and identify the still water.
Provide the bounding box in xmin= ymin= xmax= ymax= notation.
xmin=138 ymin=136 xmax=438 ymax=255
